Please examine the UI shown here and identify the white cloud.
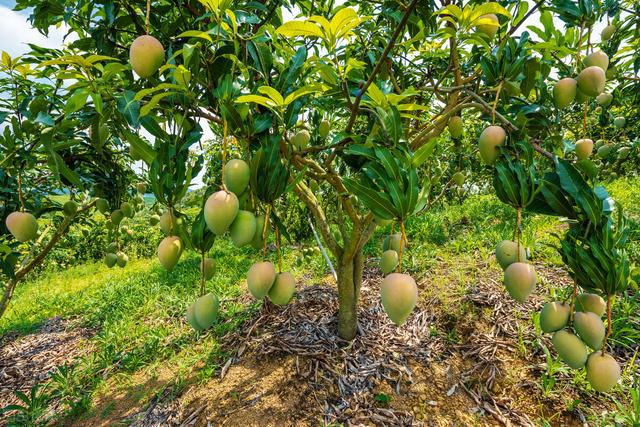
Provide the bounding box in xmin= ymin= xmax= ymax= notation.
xmin=0 ymin=5 xmax=74 ymax=57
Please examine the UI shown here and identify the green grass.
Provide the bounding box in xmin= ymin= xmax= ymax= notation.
xmin=1 ymin=179 xmax=638 ymax=425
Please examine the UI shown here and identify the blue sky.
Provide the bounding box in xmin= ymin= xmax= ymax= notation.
xmin=0 ymin=0 xmax=73 ymax=57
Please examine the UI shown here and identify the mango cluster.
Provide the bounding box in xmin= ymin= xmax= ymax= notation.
xmin=540 ymin=293 xmax=620 ymax=392
xmin=379 ymin=232 xmax=418 ymax=326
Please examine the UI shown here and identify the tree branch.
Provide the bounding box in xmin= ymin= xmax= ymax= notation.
xmin=344 ymin=0 xmax=419 ymax=132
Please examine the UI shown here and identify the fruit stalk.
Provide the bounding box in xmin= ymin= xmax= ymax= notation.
xmin=17 ymin=173 xmax=25 ymax=212
xmin=602 ymin=295 xmax=613 ymax=354
xmin=262 ymin=205 xmax=271 ymax=259
xmin=145 ymin=0 xmax=151 ymax=34
xmin=275 ymin=225 xmax=282 ymax=273
xmin=491 ymin=81 xmax=503 ymax=124
xmin=200 ymin=250 xmax=206 ymax=297
xmin=568 ymin=279 xmax=578 ymax=323
xmin=515 ymin=207 xmax=522 ymax=262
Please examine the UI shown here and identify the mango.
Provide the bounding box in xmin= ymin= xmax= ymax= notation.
xmin=583 ymin=51 xmax=609 ymax=72
xmin=575 ymin=138 xmax=593 ymax=160
xmin=495 ymin=240 xmax=527 ymax=270
xmin=503 ymin=262 xmax=536 ymax=302
xmin=380 ymin=273 xmax=418 ymax=326
xmin=552 ymin=329 xmax=588 ymax=368
xmin=478 ymin=126 xmax=505 ymax=165
xmin=129 ymin=35 xmax=164 ymax=78
xmin=586 ymin=351 xmax=620 ymax=392
xmin=201 ymin=257 xmax=215 ymax=280
xmin=574 ymin=311 xmax=605 ymax=350
xmin=553 ymin=78 xmax=577 ymax=109
xmin=475 ymin=14 xmax=499 ymax=39
xmin=448 ymin=116 xmax=463 ymax=138
xmin=6 ymin=211 xmax=38 ymax=242
xmin=577 ymin=66 xmax=606 ymax=97
xmin=194 ymin=292 xmax=220 ymax=329
xmin=229 ymin=210 xmax=257 ymax=247
xmin=268 ymin=272 xmax=296 ymax=305
xmin=63 ymin=200 xmax=78 ymax=216
xmin=247 ymin=261 xmax=276 ymax=299
xmin=204 ymin=190 xmax=239 ymax=235
xmin=223 ymin=159 xmax=250 ymax=196
xmin=157 ymin=236 xmax=182 ymax=271
xmin=539 ymin=301 xmax=570 ymax=333
xmin=104 ymin=253 xmax=118 ymax=268
xmin=576 ymin=293 xmax=606 ymax=316
xmin=380 ymin=250 xmax=399 ymax=275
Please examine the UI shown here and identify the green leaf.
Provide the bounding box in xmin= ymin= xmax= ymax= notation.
xmin=276 ymin=21 xmax=325 ymax=39
xmin=176 ymin=30 xmax=213 ymax=43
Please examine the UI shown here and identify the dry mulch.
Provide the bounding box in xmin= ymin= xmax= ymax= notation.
xmin=0 ymin=316 xmax=95 ymax=408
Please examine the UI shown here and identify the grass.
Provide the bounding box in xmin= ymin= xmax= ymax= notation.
xmin=1 ymin=178 xmax=639 ymax=425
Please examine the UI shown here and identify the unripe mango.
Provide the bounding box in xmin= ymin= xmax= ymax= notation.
xmin=448 ymin=116 xmax=463 ymax=138
xmin=574 ymin=311 xmax=605 ymax=350
xmin=292 ymin=130 xmax=310 ymax=150
xmin=495 ymin=240 xmax=527 ymax=270
xmin=6 ymin=211 xmax=38 ymax=242
xmin=96 ymin=198 xmax=109 ymax=214
xmin=586 ymin=351 xmax=620 ymax=392
xmin=186 ymin=304 xmax=203 ymax=331
xmin=319 ymin=120 xmax=330 ymax=138
xmin=121 ymin=202 xmax=134 ymax=218
xmin=136 ymin=182 xmax=146 ymax=194
xmin=63 ymin=200 xmax=78 ymax=216
xmin=251 ymin=214 xmax=269 ymax=250
xmin=601 ymin=25 xmax=616 ymax=41
xmin=552 ymin=329 xmax=588 ymax=368
xmin=553 ymin=78 xmax=577 ymax=109
xmin=583 ymin=51 xmax=609 ymax=72
xmin=149 ymin=214 xmax=160 ymax=226
xmin=597 ymin=144 xmax=612 ymax=159
xmin=247 ymin=261 xmax=276 ymax=299
xmin=575 ymin=138 xmax=593 ymax=160
xmin=230 ymin=210 xmax=257 ymax=247
xmin=223 ymin=159 xmax=250 ymax=196
xmin=159 ymin=210 xmax=176 ymax=235
xmin=268 ymin=272 xmax=296 ymax=305
xmin=503 ymin=262 xmax=536 ymax=302
xmin=382 ymin=233 xmax=405 ymax=253
xmin=475 ymin=14 xmax=499 ymax=39
xmin=204 ymin=190 xmax=239 ymax=235
xmin=478 ymin=126 xmax=505 ymax=165
xmin=539 ymin=301 xmax=570 ymax=333
xmin=452 ymin=172 xmax=465 ymax=187
xmin=104 ymin=252 xmax=118 ymax=268
xmin=576 ymin=293 xmax=606 ymax=316
xmin=613 ymin=116 xmax=626 ymax=129
xmin=201 ymin=257 xmax=215 ymax=280
xmin=129 ymin=35 xmax=164 ymax=78
xmin=380 ymin=273 xmax=418 ymax=326
xmin=595 ymin=92 xmax=613 ymax=107
xmin=116 ymin=252 xmax=128 ymax=268
xmin=111 ymin=209 xmax=124 ymax=226
xmin=577 ymin=66 xmax=606 ymax=97
xmin=380 ymin=250 xmax=399 ymax=275
xmin=157 ymin=236 xmax=182 ymax=271
xmin=194 ymin=292 xmax=220 ymax=329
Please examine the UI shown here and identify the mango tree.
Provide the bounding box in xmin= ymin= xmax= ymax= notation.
xmin=4 ymin=0 xmax=639 ymax=393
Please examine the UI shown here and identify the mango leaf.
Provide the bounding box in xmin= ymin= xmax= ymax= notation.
xmin=276 ymin=21 xmax=325 ymax=39
xmin=176 ymin=30 xmax=213 ymax=43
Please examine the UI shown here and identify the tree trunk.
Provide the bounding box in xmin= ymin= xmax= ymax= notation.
xmin=336 ymin=250 xmax=365 ymax=340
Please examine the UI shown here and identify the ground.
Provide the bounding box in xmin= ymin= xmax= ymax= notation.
xmin=0 ymin=182 xmax=638 ymax=426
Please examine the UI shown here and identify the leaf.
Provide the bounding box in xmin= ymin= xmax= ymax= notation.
xmin=235 ymin=94 xmax=278 ymax=109
xmin=257 ymin=86 xmax=284 ymax=106
xmin=412 ymin=138 xmax=438 ymax=167
xmin=276 ymin=21 xmax=325 ymax=39
xmin=140 ymin=92 xmax=175 ymax=116
xmin=121 ymin=129 xmax=156 ymax=165
xmin=366 ymin=83 xmax=386 ymax=107
xmin=283 ymin=84 xmax=326 ymax=105
xmin=343 ymin=178 xmax=396 ymax=220
xmin=116 ymin=90 xmax=140 ymax=127
xmin=331 ymin=7 xmax=361 ymax=39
